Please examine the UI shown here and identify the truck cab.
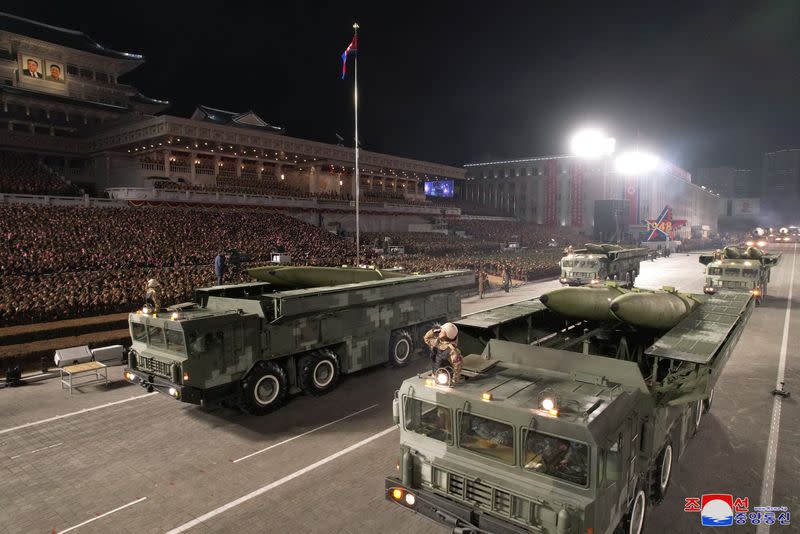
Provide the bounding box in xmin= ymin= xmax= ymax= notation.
xmin=559 ymin=254 xmax=604 ymax=285
xmin=386 ymin=344 xmax=654 ymax=534
xmin=702 ymin=258 xmax=767 ymax=303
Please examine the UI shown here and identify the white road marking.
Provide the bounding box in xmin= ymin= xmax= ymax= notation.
xmin=57 ymin=496 xmax=147 ymax=534
xmin=10 ymin=441 xmax=62 ymax=459
xmin=166 ymin=425 xmax=398 ymax=533
xmin=0 ymin=393 xmax=156 ymax=435
xmin=232 ymin=403 xmax=379 ymax=463
xmin=757 ymin=242 xmax=796 ymax=534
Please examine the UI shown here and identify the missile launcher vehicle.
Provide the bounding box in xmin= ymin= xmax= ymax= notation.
xmin=247 ymin=264 xmax=408 ymax=287
xmin=387 ymin=284 xmax=755 ymax=534
xmin=559 ymin=244 xmax=649 ymax=287
xmin=700 ymin=246 xmax=780 ymax=305
xmin=124 ymin=268 xmax=474 ymax=414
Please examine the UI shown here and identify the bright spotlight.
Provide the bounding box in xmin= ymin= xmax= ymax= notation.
xmin=614 ymin=150 xmax=660 ymax=176
xmin=570 ymin=129 xmax=616 ymax=158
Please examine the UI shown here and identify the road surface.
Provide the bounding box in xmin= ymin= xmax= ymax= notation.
xmin=0 ymin=250 xmax=796 ymax=533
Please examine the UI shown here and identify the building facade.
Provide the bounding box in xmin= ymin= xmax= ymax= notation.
xmin=693 ymin=167 xmax=754 ymax=198
xmin=761 ymin=149 xmax=800 ymax=226
xmin=462 ymin=154 xmax=721 ymax=239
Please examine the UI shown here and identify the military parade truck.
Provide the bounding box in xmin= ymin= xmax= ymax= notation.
xmin=123 ymin=269 xmax=474 ymax=414
xmin=560 ymin=244 xmax=649 ymax=287
xmin=386 ymin=283 xmax=754 ymax=534
xmin=700 ymin=246 xmax=781 ymax=306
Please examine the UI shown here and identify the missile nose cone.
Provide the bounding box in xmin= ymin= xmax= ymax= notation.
xmin=539 ymin=294 xmax=549 ymax=304
xmin=609 ymin=302 xmax=620 ymax=312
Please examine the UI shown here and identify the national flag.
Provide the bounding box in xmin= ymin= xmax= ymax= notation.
xmin=341 ymin=35 xmax=358 ymax=79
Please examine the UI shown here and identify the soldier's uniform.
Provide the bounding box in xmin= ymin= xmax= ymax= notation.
xmin=424 ymin=326 xmax=462 ymax=384
xmin=144 ymin=279 xmax=161 ymax=311
xmin=478 ymin=270 xmax=487 ymax=299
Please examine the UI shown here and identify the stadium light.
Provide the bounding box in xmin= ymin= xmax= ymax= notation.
xmin=569 ymin=128 xmax=616 ymax=158
xmin=614 ymin=150 xmax=660 ymax=176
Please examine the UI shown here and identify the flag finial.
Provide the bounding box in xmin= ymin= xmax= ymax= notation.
xmin=353 ymin=22 xmax=359 ymax=30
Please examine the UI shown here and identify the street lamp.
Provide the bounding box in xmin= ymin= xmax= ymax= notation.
xmin=569 ymin=128 xmax=616 ymax=158
xmin=614 ymin=150 xmax=660 ymax=176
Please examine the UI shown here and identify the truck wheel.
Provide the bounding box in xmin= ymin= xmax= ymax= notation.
xmin=242 ymin=361 xmax=287 ymax=415
xmin=622 ymin=489 xmax=647 ymax=534
xmin=703 ymin=388 xmax=714 ymax=413
xmin=650 ymin=441 xmax=673 ymax=503
xmin=299 ymin=350 xmax=340 ymax=396
xmin=692 ymin=399 xmax=703 ymax=434
xmin=389 ymin=331 xmax=413 ymax=367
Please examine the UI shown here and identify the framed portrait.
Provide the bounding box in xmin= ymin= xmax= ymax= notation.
xmin=21 ymin=55 xmax=44 ymax=80
xmin=46 ymin=61 xmax=65 ymax=83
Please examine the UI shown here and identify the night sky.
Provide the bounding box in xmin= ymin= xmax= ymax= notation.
xmin=5 ymin=1 xmax=799 ymax=172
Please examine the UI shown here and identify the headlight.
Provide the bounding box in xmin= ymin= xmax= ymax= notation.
xmin=590 ymin=279 xmax=600 ymax=284
xmin=392 ymin=488 xmax=403 ymax=500
xmin=757 ymin=240 xmax=767 ymax=247
xmin=541 ymin=397 xmax=555 ymax=411
xmin=141 ymin=305 xmax=151 ymax=314
xmin=435 ymin=368 xmax=451 ymax=386
xmin=560 ymin=277 xmax=567 ymax=283
xmin=746 ymin=241 xmax=754 ymax=246
xmin=404 ymin=493 xmax=416 ymax=506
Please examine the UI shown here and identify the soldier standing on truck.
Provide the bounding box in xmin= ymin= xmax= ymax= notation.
xmin=423 ymin=322 xmax=462 ymax=385
xmin=144 ymin=279 xmax=160 ymax=312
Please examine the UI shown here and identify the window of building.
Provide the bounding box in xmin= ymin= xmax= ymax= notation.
xmin=79 ymin=68 xmax=93 ymax=79
xmin=67 ymin=65 xmax=79 ymax=75
xmin=95 ymin=72 xmax=109 ymax=83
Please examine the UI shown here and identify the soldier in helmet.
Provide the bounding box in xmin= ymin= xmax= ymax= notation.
xmin=144 ymin=278 xmax=160 ymax=312
xmin=423 ymin=322 xmax=462 ymax=385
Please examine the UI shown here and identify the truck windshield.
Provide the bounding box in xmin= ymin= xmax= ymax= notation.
xmin=165 ymin=328 xmax=186 ymax=354
xmin=131 ymin=322 xmax=147 ymax=342
xmin=459 ymin=413 xmax=514 ymax=464
xmin=561 ymin=260 xmax=574 ymax=267
xmin=725 ymin=268 xmax=741 ymax=276
xmin=708 ymin=267 xmax=722 ymax=276
xmin=742 ymin=269 xmax=758 ymax=278
xmin=147 ymin=325 xmax=165 ymax=348
xmin=523 ymin=431 xmax=589 ymax=486
xmin=186 ymin=330 xmax=224 ymax=359
xmin=404 ymin=397 xmax=451 ymax=443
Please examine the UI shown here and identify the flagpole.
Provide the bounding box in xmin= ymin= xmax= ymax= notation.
xmin=353 ymin=22 xmax=360 ymax=267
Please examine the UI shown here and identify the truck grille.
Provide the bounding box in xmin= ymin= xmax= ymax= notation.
xmin=137 ymin=355 xmax=172 ymax=378
xmin=434 ymin=467 xmax=518 ymax=520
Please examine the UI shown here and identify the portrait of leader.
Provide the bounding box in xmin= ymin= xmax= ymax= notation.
xmin=22 ymin=56 xmax=43 ymax=79
xmin=46 ymin=62 xmax=65 ymax=83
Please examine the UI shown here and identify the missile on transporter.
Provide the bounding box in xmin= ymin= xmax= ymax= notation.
xmin=609 ymin=287 xmax=701 ymax=330
xmin=248 ymin=265 xmax=408 ymax=288
xmin=539 ymin=284 xmax=630 ymax=321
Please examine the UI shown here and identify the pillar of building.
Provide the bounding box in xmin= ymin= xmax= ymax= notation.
xmin=236 ymin=157 xmax=242 ymax=178
xmin=190 ymin=151 xmax=197 ymax=180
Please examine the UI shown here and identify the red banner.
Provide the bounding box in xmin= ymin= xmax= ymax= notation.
xmin=545 ymin=159 xmax=557 ymax=227
xmin=571 ymin=162 xmax=584 ymax=228
xmin=624 ymin=181 xmax=638 ymax=224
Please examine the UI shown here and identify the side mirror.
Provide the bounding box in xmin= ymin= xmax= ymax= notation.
xmin=392 ymin=395 xmax=400 ymax=425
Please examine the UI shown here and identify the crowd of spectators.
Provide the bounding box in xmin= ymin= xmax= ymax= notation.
xmin=0 ymin=205 xmax=353 ymax=325
xmin=0 ymin=151 xmax=81 ymax=196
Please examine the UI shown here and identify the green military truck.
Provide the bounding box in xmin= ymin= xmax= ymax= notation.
xmin=560 ymin=244 xmax=649 ymax=287
xmin=700 ymin=246 xmax=780 ymax=305
xmin=386 ymin=284 xmax=754 ymax=534
xmin=124 ymin=270 xmax=474 ymax=414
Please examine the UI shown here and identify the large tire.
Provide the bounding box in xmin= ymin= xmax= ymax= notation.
xmin=621 ymin=489 xmax=647 ymax=534
xmin=389 ymin=330 xmax=413 ymax=367
xmin=703 ymin=388 xmax=714 ymax=413
xmin=298 ymin=350 xmax=340 ymax=396
xmin=242 ymin=361 xmax=287 ymax=415
xmin=650 ymin=441 xmax=673 ymax=504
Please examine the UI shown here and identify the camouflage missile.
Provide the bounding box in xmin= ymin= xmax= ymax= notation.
xmin=539 ymin=284 xmax=629 ymax=321
xmin=609 ymin=288 xmax=700 ymax=330
xmin=247 ymin=265 xmax=408 ymax=288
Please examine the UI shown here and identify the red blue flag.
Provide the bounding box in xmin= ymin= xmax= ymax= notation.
xmin=341 ymin=35 xmax=358 ymax=79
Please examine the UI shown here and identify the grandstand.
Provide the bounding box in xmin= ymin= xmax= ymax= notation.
xmin=0 ymin=11 xmax=583 ymax=346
